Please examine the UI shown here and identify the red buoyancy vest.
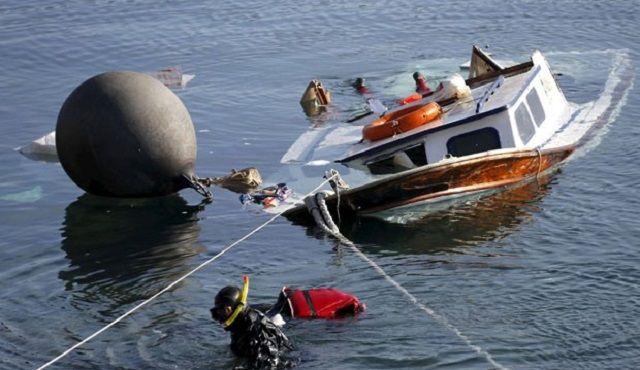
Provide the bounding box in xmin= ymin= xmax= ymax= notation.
xmin=398 ymin=92 xmax=422 ymax=105
xmin=356 ymin=85 xmax=370 ymax=95
xmin=285 ymin=288 xmax=365 ymax=319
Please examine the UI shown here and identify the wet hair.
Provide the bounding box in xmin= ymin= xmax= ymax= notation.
xmin=353 ymin=77 xmax=365 ymax=88
xmin=413 ymin=72 xmax=424 ymax=81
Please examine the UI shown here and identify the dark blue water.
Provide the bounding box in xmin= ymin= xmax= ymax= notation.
xmin=1 ymin=1 xmax=639 ymax=369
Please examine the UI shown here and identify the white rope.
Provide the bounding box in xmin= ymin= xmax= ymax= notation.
xmin=306 ymin=192 xmax=508 ymax=370
xmin=536 ymin=147 xmax=543 ymax=180
xmin=37 ymin=176 xmax=337 ymax=370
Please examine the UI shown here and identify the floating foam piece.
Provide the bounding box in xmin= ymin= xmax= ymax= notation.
xmin=366 ymin=98 xmax=387 ymax=115
xmin=181 ymin=74 xmax=195 ymax=87
xmin=18 ymin=131 xmax=59 ymax=161
xmin=306 ymin=160 xmax=331 ymax=166
xmin=150 ymin=67 xmax=195 ymax=88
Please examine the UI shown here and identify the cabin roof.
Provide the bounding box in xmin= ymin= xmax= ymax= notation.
xmin=337 ymin=65 xmax=542 ymax=163
xmin=280 ymin=58 xmax=543 ymax=167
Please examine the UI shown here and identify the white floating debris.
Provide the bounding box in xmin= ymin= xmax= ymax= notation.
xmin=18 ymin=131 xmax=58 ymax=161
xmin=150 ymin=66 xmax=195 ymax=88
xmin=366 ymin=98 xmax=387 ymax=115
xmin=306 ymin=160 xmax=331 ymax=166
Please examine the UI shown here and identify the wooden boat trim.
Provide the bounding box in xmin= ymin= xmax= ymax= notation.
xmin=471 ymin=44 xmax=503 ymax=71
xmin=349 ymin=146 xmax=571 ymax=197
xmin=348 ymin=144 xmax=568 ymax=192
xmin=283 ymin=145 xmax=574 ymax=220
xmin=360 ymin=175 xmax=546 ymax=215
xmin=466 ymin=60 xmax=535 ymax=89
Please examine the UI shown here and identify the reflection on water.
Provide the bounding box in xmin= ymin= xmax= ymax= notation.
xmin=341 ymin=177 xmax=555 ymax=255
xmin=59 ymin=194 xmax=205 ymax=307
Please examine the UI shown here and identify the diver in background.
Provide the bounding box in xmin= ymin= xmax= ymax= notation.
xmin=413 ymin=71 xmax=432 ymax=95
xmin=352 ymin=77 xmax=370 ymax=95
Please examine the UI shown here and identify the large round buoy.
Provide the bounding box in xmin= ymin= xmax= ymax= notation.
xmin=56 ymin=71 xmax=205 ymax=198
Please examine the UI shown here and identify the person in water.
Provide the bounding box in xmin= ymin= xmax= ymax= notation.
xmin=352 ymin=77 xmax=370 ymax=95
xmin=211 ymin=276 xmax=294 ymax=369
xmin=211 ymin=276 xmax=365 ymax=368
xmin=413 ymin=71 xmax=432 ymax=95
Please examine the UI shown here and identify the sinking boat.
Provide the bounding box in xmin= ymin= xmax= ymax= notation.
xmin=271 ymin=46 xmax=633 ymax=223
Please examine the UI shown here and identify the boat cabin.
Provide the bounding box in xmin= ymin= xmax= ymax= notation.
xmin=281 ymin=46 xmax=572 ymax=177
xmin=339 ymin=49 xmax=570 ymax=174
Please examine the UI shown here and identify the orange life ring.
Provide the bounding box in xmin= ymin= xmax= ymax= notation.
xmin=362 ymin=101 xmax=441 ymax=142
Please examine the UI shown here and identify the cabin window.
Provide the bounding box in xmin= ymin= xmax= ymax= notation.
xmin=404 ymin=144 xmax=428 ymax=166
xmin=446 ymin=127 xmax=501 ymax=157
xmin=526 ymin=89 xmax=546 ymax=125
xmin=366 ymin=156 xmax=398 ymax=175
xmin=515 ymin=103 xmax=536 ymax=144
xmin=366 ymin=144 xmax=427 ymax=174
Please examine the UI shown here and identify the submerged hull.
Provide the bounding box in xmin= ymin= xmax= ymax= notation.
xmin=283 ymin=146 xmax=573 ymax=223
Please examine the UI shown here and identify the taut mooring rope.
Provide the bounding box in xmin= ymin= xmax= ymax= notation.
xmin=305 ymin=190 xmax=508 ymax=370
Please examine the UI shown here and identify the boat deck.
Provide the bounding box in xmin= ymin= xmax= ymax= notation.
xmin=282 ymin=67 xmax=539 ymax=167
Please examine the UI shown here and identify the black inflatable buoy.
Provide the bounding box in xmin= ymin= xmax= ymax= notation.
xmin=56 ymin=71 xmax=210 ymax=198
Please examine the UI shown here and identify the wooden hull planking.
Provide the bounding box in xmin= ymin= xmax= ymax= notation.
xmin=283 ymin=146 xmax=574 ymax=222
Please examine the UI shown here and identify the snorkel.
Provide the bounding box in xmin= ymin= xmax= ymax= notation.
xmin=223 ymin=275 xmax=250 ymax=328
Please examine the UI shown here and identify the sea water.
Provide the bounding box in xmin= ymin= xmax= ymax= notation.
xmin=1 ymin=1 xmax=639 ymax=369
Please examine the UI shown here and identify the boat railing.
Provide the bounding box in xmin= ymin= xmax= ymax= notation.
xmin=476 ymin=75 xmax=505 ymax=113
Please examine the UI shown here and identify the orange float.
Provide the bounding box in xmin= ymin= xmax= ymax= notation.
xmin=362 ymin=101 xmax=442 ymax=142
xmin=398 ymin=92 xmax=422 ymax=105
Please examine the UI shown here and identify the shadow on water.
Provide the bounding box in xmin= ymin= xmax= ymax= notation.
xmin=315 ymin=176 xmax=557 ymax=256
xmin=58 ymin=193 xmax=205 ymax=308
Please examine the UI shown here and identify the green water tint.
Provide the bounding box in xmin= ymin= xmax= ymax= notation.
xmin=0 ymin=186 xmax=43 ymax=203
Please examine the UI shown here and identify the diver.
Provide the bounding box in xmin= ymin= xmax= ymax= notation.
xmin=211 ymin=276 xmax=365 ymax=368
xmin=211 ymin=276 xmax=293 ymax=368
xmin=413 ymin=71 xmax=432 ymax=95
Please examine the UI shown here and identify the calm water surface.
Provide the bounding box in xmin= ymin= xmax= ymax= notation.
xmin=1 ymin=1 xmax=639 ymax=369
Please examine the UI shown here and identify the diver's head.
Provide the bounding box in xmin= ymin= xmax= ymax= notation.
xmin=210 ymin=276 xmax=250 ymax=328
xmin=211 ymin=286 xmax=241 ymax=323
xmin=413 ymin=71 xmax=425 ymax=82
xmin=353 ymin=77 xmax=365 ymax=88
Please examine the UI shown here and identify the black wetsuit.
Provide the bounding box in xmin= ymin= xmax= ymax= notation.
xmin=226 ymin=306 xmax=293 ymax=369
